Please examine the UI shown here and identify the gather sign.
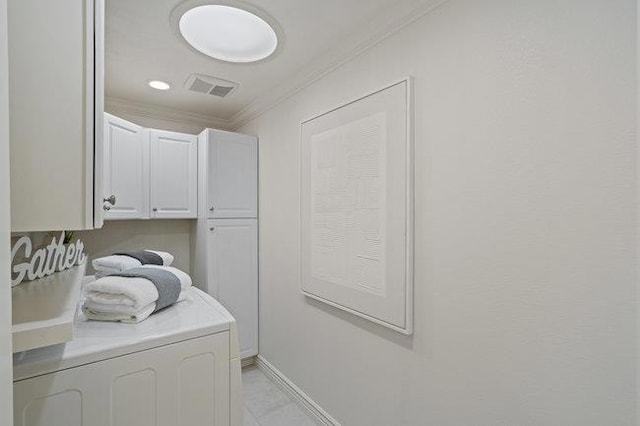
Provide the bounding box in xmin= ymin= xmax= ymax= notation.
xmin=11 ymin=232 xmax=86 ymax=286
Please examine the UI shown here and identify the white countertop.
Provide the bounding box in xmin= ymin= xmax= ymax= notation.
xmin=13 ymin=286 xmax=237 ymax=381
xmin=12 ymin=263 xmax=86 ymax=353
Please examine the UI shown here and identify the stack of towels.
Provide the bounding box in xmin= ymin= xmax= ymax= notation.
xmin=82 ymin=250 xmax=191 ymax=323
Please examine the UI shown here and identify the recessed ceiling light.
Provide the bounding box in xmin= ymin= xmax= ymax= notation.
xmin=148 ymin=80 xmax=171 ymax=90
xmin=173 ymin=3 xmax=280 ymax=63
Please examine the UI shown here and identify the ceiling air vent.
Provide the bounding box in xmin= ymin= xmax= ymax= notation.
xmin=184 ymin=73 xmax=238 ymax=98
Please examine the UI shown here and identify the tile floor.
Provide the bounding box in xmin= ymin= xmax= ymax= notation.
xmin=242 ymin=365 xmax=319 ymax=426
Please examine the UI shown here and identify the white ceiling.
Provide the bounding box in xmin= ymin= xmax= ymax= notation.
xmin=106 ymin=0 xmax=435 ymax=125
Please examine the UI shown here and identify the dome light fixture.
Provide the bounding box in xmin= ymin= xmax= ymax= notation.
xmin=148 ymin=80 xmax=171 ymax=90
xmin=171 ymin=2 xmax=281 ymax=64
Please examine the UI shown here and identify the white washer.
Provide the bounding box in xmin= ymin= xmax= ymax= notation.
xmin=13 ymin=286 xmax=243 ymax=426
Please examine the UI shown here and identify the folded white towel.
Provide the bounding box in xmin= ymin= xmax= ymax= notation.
xmin=83 ymin=266 xmax=191 ymax=323
xmin=84 ymin=291 xmax=189 ymax=313
xmin=82 ymin=291 xmax=189 ymax=323
xmin=82 ymin=303 xmax=156 ymax=323
xmin=85 ymin=277 xmax=159 ymax=310
xmin=92 ymin=250 xmax=174 ymax=274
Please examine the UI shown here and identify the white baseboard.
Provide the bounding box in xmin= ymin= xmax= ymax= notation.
xmin=241 ymin=356 xmax=257 ymax=368
xmin=256 ymin=355 xmax=341 ymax=426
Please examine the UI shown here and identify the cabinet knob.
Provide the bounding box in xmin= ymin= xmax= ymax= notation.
xmin=103 ymin=204 xmax=111 ymax=211
xmin=103 ymin=195 xmax=116 ymax=205
xmin=153 ymin=208 xmax=158 ymax=212
xmin=209 ymin=206 xmax=215 ymax=212
xmin=209 ymin=227 xmax=215 ymax=231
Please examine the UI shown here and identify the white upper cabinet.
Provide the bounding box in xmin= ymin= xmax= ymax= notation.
xmin=149 ymin=130 xmax=198 ymax=219
xmin=202 ymin=129 xmax=257 ymax=219
xmin=101 ymin=115 xmax=198 ymax=221
xmin=103 ymin=114 xmax=148 ymax=220
xmin=8 ymin=0 xmax=104 ymax=232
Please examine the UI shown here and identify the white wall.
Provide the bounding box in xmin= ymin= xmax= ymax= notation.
xmin=0 ymin=0 xmax=13 ymax=422
xmin=240 ymin=0 xmax=637 ymax=424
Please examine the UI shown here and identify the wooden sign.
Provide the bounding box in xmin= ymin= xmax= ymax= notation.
xmin=11 ymin=231 xmax=86 ymax=286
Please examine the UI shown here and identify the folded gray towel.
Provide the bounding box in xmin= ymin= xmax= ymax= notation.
xmin=108 ymin=267 xmax=181 ymax=312
xmin=113 ymin=250 xmax=163 ymax=266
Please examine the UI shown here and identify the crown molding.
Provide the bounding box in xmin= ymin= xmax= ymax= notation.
xmin=228 ymin=0 xmax=450 ymax=130
xmin=105 ymin=97 xmax=233 ymax=131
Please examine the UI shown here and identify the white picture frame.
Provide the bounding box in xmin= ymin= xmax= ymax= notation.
xmin=300 ymin=77 xmax=414 ymax=335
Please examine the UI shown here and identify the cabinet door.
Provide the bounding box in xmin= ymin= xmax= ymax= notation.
xmin=13 ymin=333 xmax=230 ymax=426
xmin=13 ymin=361 xmax=109 ymax=426
xmin=207 ymin=131 xmax=257 ymax=219
xmin=103 ymin=113 xmax=148 ymax=220
xmin=149 ymin=130 xmax=198 ymax=219
xmin=208 ymin=219 xmax=258 ymax=358
xmin=8 ymin=0 xmax=103 ymax=232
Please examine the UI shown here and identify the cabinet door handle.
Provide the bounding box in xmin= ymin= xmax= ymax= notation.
xmin=152 ymin=208 xmax=158 ymax=212
xmin=209 ymin=227 xmax=215 ymax=231
xmin=103 ymin=204 xmax=111 ymax=211
xmin=103 ymin=195 xmax=116 ymax=205
xmin=209 ymin=206 xmax=215 ymax=212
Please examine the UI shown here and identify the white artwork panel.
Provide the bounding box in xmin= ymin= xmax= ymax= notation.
xmin=310 ymin=113 xmax=387 ymax=296
xmin=301 ymin=79 xmax=413 ymax=334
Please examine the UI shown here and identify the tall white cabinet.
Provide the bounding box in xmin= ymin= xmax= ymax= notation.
xmin=102 ymin=114 xmax=197 ymax=220
xmin=193 ymin=129 xmax=258 ymax=359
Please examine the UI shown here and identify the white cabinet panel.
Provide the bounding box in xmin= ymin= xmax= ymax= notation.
xmin=8 ymin=0 xmax=103 ymax=232
xmin=24 ymin=390 xmax=83 ymax=426
xmin=112 ymin=369 xmax=157 ymax=426
xmin=149 ymin=130 xmax=198 ymax=219
xmin=179 ymin=353 xmax=217 ymax=426
xmin=205 ymin=130 xmax=257 ymax=219
xmin=13 ymin=361 xmax=108 ymax=426
xmin=207 ymin=219 xmax=258 ymax=358
xmin=103 ymin=113 xmax=148 ymax=220
xmin=14 ymin=333 xmax=230 ymax=426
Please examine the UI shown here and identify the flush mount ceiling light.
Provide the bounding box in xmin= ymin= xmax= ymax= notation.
xmin=171 ymin=1 xmax=282 ymax=63
xmin=148 ymin=80 xmax=171 ymax=90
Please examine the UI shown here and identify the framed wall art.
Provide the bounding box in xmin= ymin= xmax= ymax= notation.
xmin=300 ymin=77 xmax=414 ymax=334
